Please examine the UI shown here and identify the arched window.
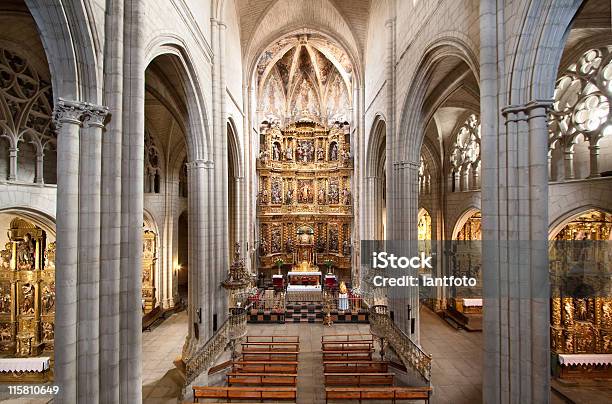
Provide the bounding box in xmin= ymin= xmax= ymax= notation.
xmin=449 ymin=114 xmax=481 ymax=192
xmin=549 ymin=46 xmax=612 ymax=180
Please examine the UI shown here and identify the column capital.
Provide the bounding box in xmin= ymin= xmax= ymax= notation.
xmin=501 ymin=99 xmax=553 ymax=120
xmin=82 ymin=104 xmax=110 ymax=129
xmin=53 ymin=98 xmax=88 ymax=127
xmin=394 ymin=160 xmax=419 ymax=170
xmin=186 ymin=159 xmax=214 ymax=170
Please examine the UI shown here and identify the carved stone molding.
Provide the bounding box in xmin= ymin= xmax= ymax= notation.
xmin=186 ymin=159 xmax=214 ymax=170
xmin=53 ymin=98 xmax=110 ymax=130
xmin=82 ymin=104 xmax=110 ymax=128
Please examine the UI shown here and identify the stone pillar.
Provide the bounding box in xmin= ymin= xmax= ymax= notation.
xmin=563 ymin=147 xmax=574 ymax=180
xmin=588 ymin=137 xmax=601 ymax=178
xmin=185 ymin=160 xmax=213 ymax=354
xmin=470 ymin=162 xmax=480 ymax=190
xmin=53 ymin=98 xmax=85 ymax=404
xmin=8 ymin=147 xmax=18 ymax=181
xmin=121 ymin=1 xmax=145 ymax=401
xmin=78 ymin=104 xmax=109 ymax=403
xmin=99 ymin=0 xmax=123 ymax=401
xmin=35 ymin=151 xmax=44 ymax=184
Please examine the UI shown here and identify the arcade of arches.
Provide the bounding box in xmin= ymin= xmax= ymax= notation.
xmin=0 ymin=0 xmax=611 ymax=403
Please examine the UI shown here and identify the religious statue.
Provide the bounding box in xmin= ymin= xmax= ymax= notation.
xmin=272 ymin=143 xmax=281 ymax=160
xmin=42 ymin=322 xmax=54 ymax=342
xmin=318 ymin=187 xmax=326 ymax=204
xmin=575 ymin=299 xmax=588 ymax=321
xmin=16 ymin=234 xmax=35 ymax=271
xmin=270 ymin=230 xmax=282 ymax=253
xmin=41 ymin=285 xmax=55 ymax=314
xmin=316 ymin=147 xmax=325 ymax=161
xmin=316 ymin=238 xmax=326 ymax=253
xmin=0 ymin=324 xmax=11 ymax=342
xmin=285 ymin=237 xmax=294 ymax=253
xmin=342 ymin=188 xmax=351 ymax=205
xmin=329 ymin=143 xmax=338 ymax=161
xmin=271 ymin=181 xmax=282 ymax=204
xmin=328 ymin=183 xmax=339 ymax=204
xmin=259 ymin=188 xmax=269 ymax=204
xmin=341 ymin=149 xmax=351 ymax=165
xmin=259 ymin=237 xmax=268 ymax=256
xmin=343 ymin=239 xmax=351 ymax=256
xmin=329 ymin=228 xmax=339 ymax=252
xmin=285 ymin=188 xmax=293 ymax=204
xmin=259 ymin=149 xmax=270 ymax=165
xmin=285 ymin=145 xmax=293 ymax=160
xmin=20 ymin=283 xmax=34 ymax=315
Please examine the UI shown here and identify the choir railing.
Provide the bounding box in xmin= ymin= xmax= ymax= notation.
xmin=369 ymin=305 xmax=432 ymax=383
xmin=183 ymin=305 xmax=248 ymax=387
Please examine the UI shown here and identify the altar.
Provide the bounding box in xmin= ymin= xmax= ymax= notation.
xmin=287 ymin=271 xmax=322 ymax=292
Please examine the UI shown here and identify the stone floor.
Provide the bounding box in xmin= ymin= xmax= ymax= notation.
xmin=418 ymin=306 xmax=483 ymax=403
xmin=142 ymin=310 xmax=188 ymax=403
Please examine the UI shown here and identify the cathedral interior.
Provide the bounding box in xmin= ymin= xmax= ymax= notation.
xmin=0 ymin=0 xmax=610 ymax=403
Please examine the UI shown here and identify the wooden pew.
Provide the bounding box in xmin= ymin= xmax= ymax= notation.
xmin=193 ymin=386 xmax=296 ymax=402
xmin=322 ymin=334 xmax=374 ymax=343
xmin=242 ymin=342 xmax=300 ymax=352
xmin=325 ymin=386 xmax=432 ymax=403
xmin=246 ymin=335 xmax=299 ymax=343
xmin=322 ymin=341 xmax=374 ymax=351
xmin=323 ymin=361 xmax=389 ymax=373
xmin=322 ymin=350 xmax=373 ymax=361
xmin=324 ymin=373 xmax=394 ymax=387
xmin=232 ymin=360 xmax=298 ymax=374
xmin=227 ymin=372 xmax=297 ymax=387
xmin=241 ymin=351 xmax=299 ymax=362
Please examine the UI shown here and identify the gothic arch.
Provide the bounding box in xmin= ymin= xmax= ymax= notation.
xmin=398 ymin=35 xmax=480 ymax=164
xmin=507 ymin=0 xmax=583 ymax=105
xmin=366 ymin=114 xmax=387 ymax=177
xmin=144 ymin=39 xmax=212 ymax=162
xmin=0 ymin=207 xmax=55 ymax=236
xmin=23 ymin=0 xmax=99 ymax=102
xmin=227 ymin=117 xmax=243 ymax=178
xmin=549 ymin=206 xmax=612 ymax=240
xmin=451 ymin=207 xmax=481 ymax=240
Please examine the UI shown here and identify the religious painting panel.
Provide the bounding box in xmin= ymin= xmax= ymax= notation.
xmin=328 ymin=224 xmax=339 ymax=253
xmin=271 ymin=177 xmax=283 ymax=204
xmin=296 ymin=139 xmax=314 ymax=163
xmin=297 ymin=179 xmax=314 ymax=204
xmin=270 ymin=225 xmax=282 ymax=254
xmin=328 ymin=178 xmax=339 ymax=204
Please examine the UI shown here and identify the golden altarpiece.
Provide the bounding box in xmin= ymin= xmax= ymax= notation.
xmin=550 ymin=210 xmax=612 ymax=378
xmin=257 ymin=119 xmax=353 ymax=280
xmin=0 ymin=218 xmax=55 ymax=376
xmin=142 ymin=229 xmax=157 ymax=313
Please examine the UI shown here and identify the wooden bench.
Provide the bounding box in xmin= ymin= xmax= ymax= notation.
xmin=246 ymin=335 xmax=299 ymax=343
xmin=241 ymin=351 xmax=299 ymax=362
xmin=324 ymin=373 xmax=394 ymax=386
xmin=323 ymin=361 xmax=389 ymax=373
xmin=322 ymin=341 xmax=374 ymax=351
xmin=322 ymin=334 xmax=374 ymax=343
xmin=193 ymin=386 xmax=296 ymax=402
xmin=325 ymin=387 xmax=432 ymax=403
xmin=227 ymin=372 xmax=298 ymax=387
xmin=323 ymin=350 xmax=373 ymax=361
xmin=242 ymin=342 xmax=300 ymax=352
xmin=232 ymin=361 xmax=298 ymax=374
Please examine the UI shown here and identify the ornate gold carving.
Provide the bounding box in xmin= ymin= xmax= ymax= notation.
xmin=142 ymin=229 xmax=157 ymax=313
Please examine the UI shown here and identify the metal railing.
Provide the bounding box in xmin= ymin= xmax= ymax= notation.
xmin=369 ymin=305 xmax=432 ymax=383
xmin=183 ymin=306 xmax=248 ymax=386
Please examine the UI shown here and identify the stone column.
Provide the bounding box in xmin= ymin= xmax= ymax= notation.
xmin=563 ymin=147 xmax=574 ymax=180
xmin=121 ymin=0 xmax=145 ymax=401
xmin=35 ymin=151 xmax=44 ymax=184
xmin=8 ymin=146 xmax=18 ymax=181
xmin=78 ymin=104 xmax=109 ymax=403
xmin=53 ymin=98 xmax=86 ymax=404
xmin=470 ymin=162 xmax=480 ymax=190
xmin=588 ymin=137 xmax=601 ymax=178
xmin=99 ymin=0 xmax=123 ymax=401
xmin=185 ymin=160 xmax=213 ymax=354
